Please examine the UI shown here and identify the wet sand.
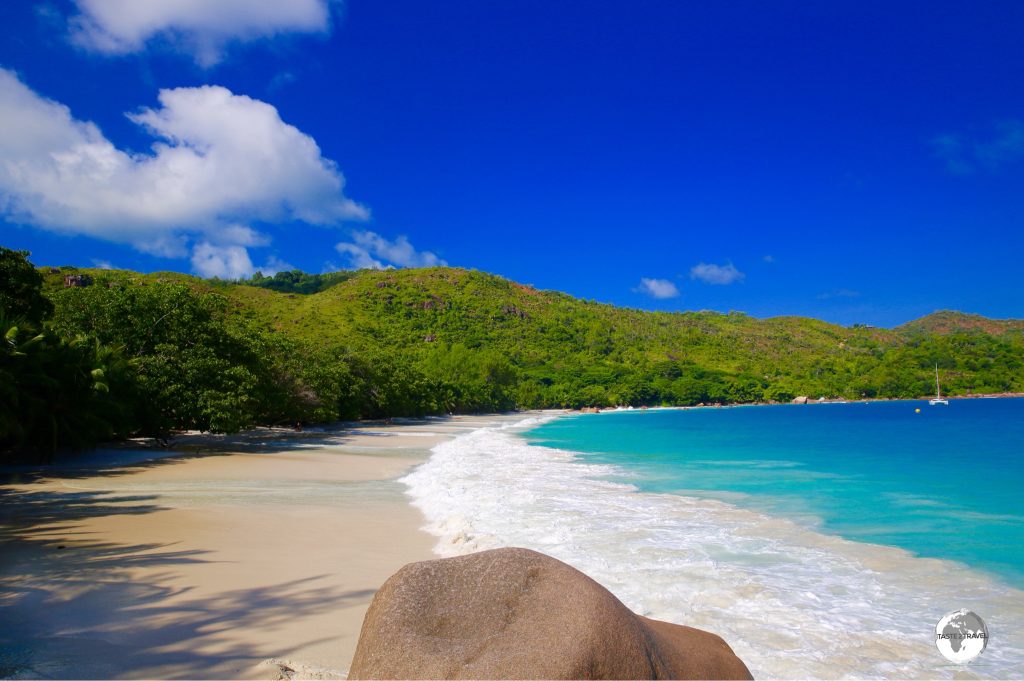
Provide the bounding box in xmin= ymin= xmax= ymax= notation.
xmin=0 ymin=415 xmax=520 ymax=679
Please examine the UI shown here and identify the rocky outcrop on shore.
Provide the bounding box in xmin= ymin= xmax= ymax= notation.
xmin=348 ymin=547 xmax=752 ymax=680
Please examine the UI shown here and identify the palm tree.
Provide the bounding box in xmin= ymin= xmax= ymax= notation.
xmin=1 ymin=314 xmax=137 ymax=463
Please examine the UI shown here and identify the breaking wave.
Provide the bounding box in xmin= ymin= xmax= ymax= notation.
xmin=401 ymin=417 xmax=1024 ymax=679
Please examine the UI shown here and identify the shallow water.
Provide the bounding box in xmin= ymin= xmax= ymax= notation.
xmin=401 ymin=406 xmax=1024 ymax=679
xmin=528 ymin=400 xmax=1024 ymax=587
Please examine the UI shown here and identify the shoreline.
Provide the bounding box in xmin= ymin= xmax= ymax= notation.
xmin=567 ymin=391 xmax=1024 ymax=415
xmin=408 ymin=406 xmax=1024 ymax=678
xmin=526 ymin=400 xmax=1024 ymax=589
xmin=0 ymin=413 xmax=532 ymax=679
xmin=3 ymin=404 xmax=1018 ymax=678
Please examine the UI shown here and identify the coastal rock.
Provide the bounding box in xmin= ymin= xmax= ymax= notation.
xmin=791 ymin=395 xmax=809 ymax=404
xmin=348 ymin=547 xmax=752 ymax=680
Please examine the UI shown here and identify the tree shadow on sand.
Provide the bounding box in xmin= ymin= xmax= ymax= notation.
xmin=0 ymin=480 xmax=372 ymax=679
xmin=2 ymin=571 xmax=373 ymax=679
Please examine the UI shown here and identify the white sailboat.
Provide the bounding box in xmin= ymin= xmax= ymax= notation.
xmin=929 ymin=365 xmax=949 ymax=406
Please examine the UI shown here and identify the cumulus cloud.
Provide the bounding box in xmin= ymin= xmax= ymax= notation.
xmin=258 ymin=255 xmax=295 ymax=277
xmin=68 ymin=0 xmax=334 ymax=66
xmin=931 ymin=120 xmax=1024 ymax=174
xmin=190 ymin=243 xmax=294 ymax=279
xmin=191 ymin=242 xmax=254 ymax=279
xmin=335 ymin=231 xmax=447 ymax=270
xmin=690 ymin=262 xmax=744 ymax=285
xmin=211 ymin=224 xmax=272 ymax=248
xmin=335 ymin=242 xmax=385 ymax=270
xmin=634 ymin=277 xmax=680 ymax=299
xmin=0 ymin=69 xmax=366 ymax=275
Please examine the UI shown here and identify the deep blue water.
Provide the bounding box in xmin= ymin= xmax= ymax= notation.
xmin=526 ymin=399 xmax=1024 ymax=588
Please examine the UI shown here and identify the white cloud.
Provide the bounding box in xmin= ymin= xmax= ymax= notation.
xmin=335 ymin=242 xmax=386 ymax=270
xmin=91 ymin=259 xmax=115 ymax=269
xmin=634 ymin=277 xmax=680 ymax=299
xmin=763 ymin=254 xmax=775 ymax=263
xmin=258 ymin=255 xmax=294 ymax=277
xmin=335 ymin=231 xmax=447 ymax=270
xmin=68 ymin=0 xmax=334 ymax=67
xmin=190 ymin=243 xmax=293 ymax=279
xmin=0 ymin=69 xmax=366 ymax=268
xmin=191 ymin=242 xmax=254 ymax=279
xmin=690 ymin=262 xmax=744 ymax=285
xmin=213 ymin=224 xmax=271 ymax=247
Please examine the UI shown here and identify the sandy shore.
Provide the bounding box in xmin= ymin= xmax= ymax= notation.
xmin=0 ymin=414 xmax=525 ymax=679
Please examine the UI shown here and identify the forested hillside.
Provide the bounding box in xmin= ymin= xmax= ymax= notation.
xmin=3 ymin=247 xmax=1022 ymax=460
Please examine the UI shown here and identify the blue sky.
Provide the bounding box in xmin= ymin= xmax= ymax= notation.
xmin=1 ymin=1 xmax=1022 ymax=327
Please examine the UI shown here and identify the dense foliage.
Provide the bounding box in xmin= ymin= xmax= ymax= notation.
xmin=243 ymin=269 xmax=356 ymax=294
xmin=0 ymin=247 xmax=53 ymax=325
xmin=2 ymin=251 xmax=125 ymax=459
xmin=2 ymin=249 xmax=1022 ymax=462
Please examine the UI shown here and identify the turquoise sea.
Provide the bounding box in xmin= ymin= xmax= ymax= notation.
xmin=526 ymin=398 xmax=1024 ymax=588
xmin=402 ymin=400 xmax=1024 ymax=678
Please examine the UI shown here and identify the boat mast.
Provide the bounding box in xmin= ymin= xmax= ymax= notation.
xmin=934 ymin=364 xmax=941 ymax=399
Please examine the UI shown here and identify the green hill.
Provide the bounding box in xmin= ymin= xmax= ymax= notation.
xmin=897 ymin=310 xmax=1024 ymax=337
xmin=4 ymin=250 xmax=1023 ymax=460
xmin=48 ymin=264 xmax=1024 ymax=404
xmin=229 ymin=267 xmax=1021 ymax=399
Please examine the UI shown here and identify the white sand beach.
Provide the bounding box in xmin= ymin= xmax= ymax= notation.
xmin=0 ymin=414 xmax=523 ymax=679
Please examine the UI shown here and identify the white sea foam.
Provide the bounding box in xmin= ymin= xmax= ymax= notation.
xmin=401 ymin=418 xmax=1024 ymax=679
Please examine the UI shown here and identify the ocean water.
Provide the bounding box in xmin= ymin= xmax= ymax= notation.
xmin=529 ymin=400 xmax=1024 ymax=588
xmin=401 ymin=401 xmax=1024 ymax=679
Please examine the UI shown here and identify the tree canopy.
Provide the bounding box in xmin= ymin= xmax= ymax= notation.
xmin=0 ymin=247 xmax=53 ymax=325
xmin=2 ymin=252 xmax=1022 ymax=462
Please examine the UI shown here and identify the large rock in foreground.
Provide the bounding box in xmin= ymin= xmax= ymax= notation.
xmin=348 ymin=547 xmax=752 ymax=680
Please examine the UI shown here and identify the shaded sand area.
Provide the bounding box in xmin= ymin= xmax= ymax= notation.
xmin=0 ymin=414 xmax=523 ymax=679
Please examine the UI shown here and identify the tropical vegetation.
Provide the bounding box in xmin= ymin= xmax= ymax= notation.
xmin=2 ymin=247 xmax=1022 ymax=462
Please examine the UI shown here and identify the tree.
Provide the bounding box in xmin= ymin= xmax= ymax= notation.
xmin=0 ymin=248 xmax=53 ymax=325
xmin=1 ymin=315 xmax=132 ymax=462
